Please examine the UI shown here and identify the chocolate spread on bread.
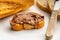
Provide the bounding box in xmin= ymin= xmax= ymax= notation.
xmin=12 ymin=12 xmax=44 ymax=26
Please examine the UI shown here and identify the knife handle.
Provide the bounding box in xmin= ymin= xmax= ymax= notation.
xmin=45 ymin=10 xmax=58 ymax=40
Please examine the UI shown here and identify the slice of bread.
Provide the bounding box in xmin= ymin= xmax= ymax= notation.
xmin=10 ymin=12 xmax=44 ymax=31
xmin=0 ymin=2 xmax=22 ymax=18
xmin=36 ymin=0 xmax=49 ymax=12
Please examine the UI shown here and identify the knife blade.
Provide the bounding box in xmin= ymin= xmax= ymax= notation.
xmin=45 ymin=0 xmax=60 ymax=40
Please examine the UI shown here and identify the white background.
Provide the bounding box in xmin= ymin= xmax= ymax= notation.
xmin=0 ymin=0 xmax=60 ymax=40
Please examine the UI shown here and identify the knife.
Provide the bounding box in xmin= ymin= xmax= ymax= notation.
xmin=45 ymin=0 xmax=60 ymax=40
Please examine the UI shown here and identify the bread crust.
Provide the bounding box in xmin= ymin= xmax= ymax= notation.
xmin=11 ymin=24 xmax=23 ymax=31
xmin=35 ymin=20 xmax=44 ymax=29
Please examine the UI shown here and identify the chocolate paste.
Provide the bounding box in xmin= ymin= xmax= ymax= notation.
xmin=12 ymin=12 xmax=44 ymax=26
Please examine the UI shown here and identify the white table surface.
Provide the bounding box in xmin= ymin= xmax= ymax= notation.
xmin=0 ymin=0 xmax=60 ymax=40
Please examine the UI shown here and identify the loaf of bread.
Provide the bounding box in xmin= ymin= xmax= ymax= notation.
xmin=0 ymin=0 xmax=34 ymax=18
xmin=10 ymin=12 xmax=44 ymax=31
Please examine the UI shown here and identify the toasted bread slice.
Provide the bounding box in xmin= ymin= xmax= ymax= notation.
xmin=0 ymin=2 xmax=22 ymax=18
xmin=36 ymin=0 xmax=49 ymax=12
xmin=10 ymin=12 xmax=44 ymax=31
xmin=48 ymin=0 xmax=56 ymax=13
